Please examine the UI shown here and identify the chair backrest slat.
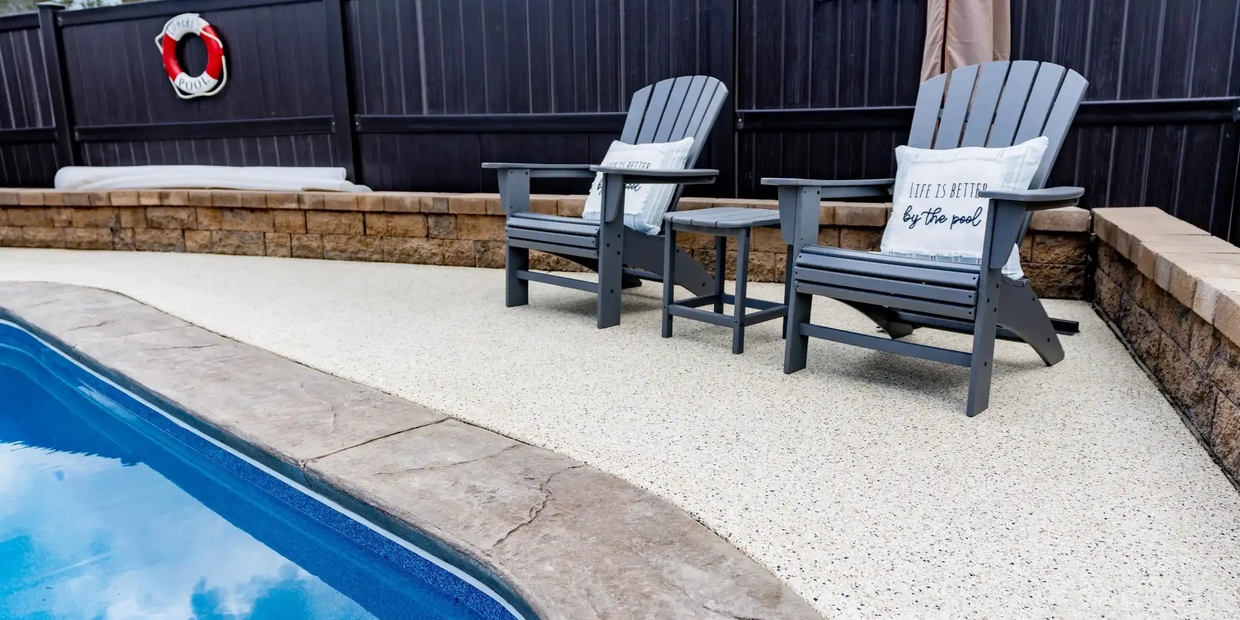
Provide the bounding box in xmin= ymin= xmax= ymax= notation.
xmin=934 ymin=64 xmax=980 ymax=148
xmin=1029 ymin=70 xmax=1088 ymax=189
xmin=619 ymin=86 xmax=653 ymax=144
xmin=908 ymin=73 xmax=948 ymax=148
xmin=668 ymin=76 xmax=710 ymax=142
xmin=1012 ymin=64 xmax=1068 ymax=146
xmin=635 ymin=80 xmax=676 ymax=143
xmin=653 ymin=77 xmax=695 ymax=142
xmin=959 ymin=61 xmax=1011 ymax=146
xmin=683 ymin=83 xmax=727 ymax=165
xmin=984 ymin=61 xmax=1040 ymax=147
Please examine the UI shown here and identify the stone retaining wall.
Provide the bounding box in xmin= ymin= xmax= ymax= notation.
xmin=1093 ymin=207 xmax=1240 ymax=482
xmin=0 ymin=188 xmax=1091 ymax=299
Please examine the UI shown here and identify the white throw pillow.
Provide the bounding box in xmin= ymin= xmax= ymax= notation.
xmin=880 ymin=136 xmax=1049 ymax=279
xmin=582 ymin=138 xmax=694 ymax=234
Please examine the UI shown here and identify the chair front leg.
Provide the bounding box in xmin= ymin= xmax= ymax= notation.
xmin=784 ymin=289 xmax=812 ymax=373
xmin=506 ymin=244 xmax=530 ymax=307
xmin=596 ymin=173 xmax=626 ymax=329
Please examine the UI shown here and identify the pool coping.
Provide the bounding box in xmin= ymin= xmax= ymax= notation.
xmin=0 ymin=281 xmax=820 ymax=620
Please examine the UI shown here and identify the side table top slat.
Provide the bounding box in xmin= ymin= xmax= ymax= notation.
xmin=665 ymin=206 xmax=780 ymax=229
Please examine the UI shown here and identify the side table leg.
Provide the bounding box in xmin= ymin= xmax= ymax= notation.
xmin=662 ymin=225 xmax=676 ymax=338
xmin=733 ymin=229 xmax=750 ymax=354
xmin=713 ymin=235 xmax=726 ymax=314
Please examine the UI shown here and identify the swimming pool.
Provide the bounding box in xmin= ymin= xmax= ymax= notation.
xmin=0 ymin=319 xmax=524 ymax=620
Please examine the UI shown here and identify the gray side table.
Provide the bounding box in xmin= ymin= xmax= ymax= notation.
xmin=661 ymin=207 xmax=792 ymax=354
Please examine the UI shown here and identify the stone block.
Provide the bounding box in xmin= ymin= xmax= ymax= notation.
xmin=1029 ymin=206 xmax=1090 ymax=232
xmin=1134 ymin=234 xmax=1240 ymax=280
xmin=676 ymin=197 xmax=715 ymax=212
xmin=817 ymin=227 xmax=841 ymax=247
xmin=9 ymin=208 xmax=52 ymax=228
xmin=1019 ymin=235 xmax=1032 ymax=262
xmin=306 ymin=212 xmax=363 ymax=235
xmin=266 ymin=193 xmax=301 ymax=210
xmin=322 ymin=193 xmax=359 ymax=211
xmin=1095 ymin=271 xmax=1124 ymax=323
xmin=356 ymin=193 xmax=389 ymax=212
xmin=1130 ymin=272 xmax=1166 ymax=316
xmin=427 ymin=214 xmax=457 ymax=239
xmin=133 ymin=229 xmax=184 ymax=252
xmin=146 ymin=206 xmax=195 ymax=229
xmin=1159 ymin=332 xmax=1217 ymax=437
xmin=833 ymin=202 xmax=887 ymax=227
xmin=557 ymin=197 xmax=585 ymax=218
xmin=1211 ymin=394 xmax=1240 ymax=480
xmin=382 ymin=237 xmax=442 ymax=264
xmin=1192 ymin=277 xmax=1240 ymax=324
xmin=185 ymin=230 xmax=212 ymax=253
xmin=300 ymin=193 xmax=326 ymax=210
xmin=1189 ymin=313 xmax=1220 ymax=369
xmin=265 ymin=233 xmax=292 ymax=257
xmin=241 ymin=192 xmax=267 ymax=209
xmin=384 ymin=193 xmax=424 ymax=213
xmin=1207 ymin=337 xmax=1240 ymax=405
xmin=111 ymin=228 xmax=135 ymax=250
xmin=530 ymin=195 xmax=558 ymax=215
xmin=475 ymin=240 xmax=506 ymax=268
xmin=15 ymin=190 xmax=43 ymax=206
xmin=61 ymin=192 xmax=92 ymax=207
xmin=159 ymin=190 xmax=189 ymax=206
xmin=138 ymin=190 xmax=162 ymax=206
xmin=187 ymin=190 xmax=213 ymax=207
xmin=109 ymin=190 xmax=140 ymax=207
xmin=839 ymin=227 xmax=882 ymax=252
xmin=63 ymin=228 xmax=113 ymax=251
xmin=88 ymin=192 xmax=111 ymax=207
xmin=196 ymin=208 xmax=222 ymax=230
xmin=1119 ymin=296 xmax=1162 ymax=365
xmin=291 ymin=234 xmax=324 ymax=259
xmin=752 ymin=227 xmax=787 ymax=253
xmin=202 ymin=190 xmax=238 ymax=208
xmin=210 ymin=231 xmax=265 ymax=256
xmin=1032 ymin=234 xmax=1087 ymax=265
xmin=0 ymin=226 xmax=22 ymax=247
xmin=41 ymin=192 xmax=65 ymax=207
xmin=22 ymin=227 xmax=64 ymax=248
xmin=365 ymin=213 xmax=427 ymax=237
xmin=1026 ymin=264 xmax=1086 ymax=300
xmin=323 ymin=234 xmax=383 ymax=261
xmin=450 ymin=194 xmax=490 ymax=214
xmin=441 ymin=239 xmax=476 ymax=266
xmin=424 ymin=193 xmax=452 ymax=214
xmin=0 ymin=190 xmax=17 ymax=205
xmin=486 ymin=195 xmax=505 ymax=216
xmin=531 ymin=251 xmax=588 ymax=272
xmin=273 ymin=210 xmax=307 ymax=234
xmin=70 ymin=207 xmax=120 ymax=229
xmin=118 ymin=207 xmax=147 ymax=229
xmin=456 ymin=215 xmax=505 ymax=241
xmin=221 ymin=208 xmax=274 ymax=232
xmin=1166 ymin=256 xmax=1240 ymax=308
xmin=1215 ymin=289 xmax=1240 ymax=349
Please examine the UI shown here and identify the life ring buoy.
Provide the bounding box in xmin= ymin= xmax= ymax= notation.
xmin=154 ymin=13 xmax=227 ymax=99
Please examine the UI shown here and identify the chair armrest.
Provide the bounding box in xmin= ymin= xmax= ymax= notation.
xmin=588 ymin=166 xmax=718 ymax=185
xmin=762 ymin=177 xmax=894 ymax=200
xmin=590 ymin=168 xmax=719 ymax=222
xmin=481 ymin=162 xmax=596 ymax=178
xmin=979 ymin=187 xmax=1084 ymax=211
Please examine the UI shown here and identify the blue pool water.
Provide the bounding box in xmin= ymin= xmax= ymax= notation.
xmin=0 ymin=320 xmax=521 ymax=620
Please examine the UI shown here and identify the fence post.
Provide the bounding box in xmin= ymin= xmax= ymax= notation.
xmin=323 ymin=0 xmax=359 ymax=183
xmin=36 ymin=2 xmax=77 ymax=168
xmin=710 ymin=0 xmax=737 ymax=198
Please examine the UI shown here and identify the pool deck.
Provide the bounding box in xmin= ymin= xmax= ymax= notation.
xmin=3 ymin=248 xmax=1240 ymax=619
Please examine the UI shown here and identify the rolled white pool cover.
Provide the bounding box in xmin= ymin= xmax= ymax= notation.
xmin=54 ymin=166 xmax=371 ymax=192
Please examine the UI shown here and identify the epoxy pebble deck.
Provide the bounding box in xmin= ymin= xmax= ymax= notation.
xmin=3 ymin=248 xmax=1240 ymax=619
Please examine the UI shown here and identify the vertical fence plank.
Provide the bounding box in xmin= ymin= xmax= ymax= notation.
xmin=324 ymin=0 xmax=358 ymax=181
xmin=37 ymin=3 xmax=76 ymax=168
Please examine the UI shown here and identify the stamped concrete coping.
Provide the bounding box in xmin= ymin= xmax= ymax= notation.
xmin=0 ymin=281 xmax=819 ymax=620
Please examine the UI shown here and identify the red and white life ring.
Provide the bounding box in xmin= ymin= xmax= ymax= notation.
xmin=154 ymin=13 xmax=226 ymax=99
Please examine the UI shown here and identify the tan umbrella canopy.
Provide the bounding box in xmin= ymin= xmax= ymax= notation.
xmin=922 ymin=0 xmax=1011 ymax=81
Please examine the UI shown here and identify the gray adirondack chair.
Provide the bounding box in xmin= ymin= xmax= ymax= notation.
xmin=483 ymin=76 xmax=728 ymax=328
xmin=764 ymin=60 xmax=1087 ymax=417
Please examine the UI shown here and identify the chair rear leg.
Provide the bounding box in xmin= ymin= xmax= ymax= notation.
xmin=597 ymin=222 xmax=624 ymax=329
xmin=997 ymin=278 xmax=1065 ymax=366
xmin=784 ymin=290 xmax=813 ymax=373
xmin=506 ymin=244 xmax=529 ymax=307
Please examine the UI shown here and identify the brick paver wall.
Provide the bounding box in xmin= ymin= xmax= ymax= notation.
xmin=0 ymin=188 xmax=1091 ymax=299
xmin=1094 ymin=208 xmax=1240 ymax=483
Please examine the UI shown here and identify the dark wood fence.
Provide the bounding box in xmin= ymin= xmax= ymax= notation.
xmin=0 ymin=0 xmax=1237 ymax=241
